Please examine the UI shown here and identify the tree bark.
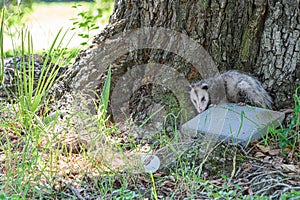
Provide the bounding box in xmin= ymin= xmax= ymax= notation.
xmin=67 ymin=0 xmax=300 ymax=125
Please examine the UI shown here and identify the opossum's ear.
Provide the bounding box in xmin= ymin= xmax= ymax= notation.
xmin=186 ymin=84 xmax=192 ymax=92
xmin=188 ymin=82 xmax=198 ymax=89
xmin=201 ymin=83 xmax=208 ymax=90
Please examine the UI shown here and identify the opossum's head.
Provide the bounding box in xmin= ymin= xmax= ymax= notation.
xmin=190 ymin=82 xmax=209 ymax=113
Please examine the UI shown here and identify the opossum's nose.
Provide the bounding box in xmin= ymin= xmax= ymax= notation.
xmin=198 ymin=108 xmax=203 ymax=113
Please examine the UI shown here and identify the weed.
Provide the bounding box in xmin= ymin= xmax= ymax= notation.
xmin=281 ymin=190 xmax=300 ymax=200
xmin=70 ymin=0 xmax=113 ymax=46
xmin=99 ymin=65 xmax=111 ymax=120
xmin=264 ymin=86 xmax=300 ymax=152
xmin=112 ymin=188 xmax=141 ymax=200
xmin=0 ymin=0 xmax=32 ymax=38
xmin=150 ymin=172 xmax=159 ymax=200
xmin=0 ymin=8 xmax=93 ymax=197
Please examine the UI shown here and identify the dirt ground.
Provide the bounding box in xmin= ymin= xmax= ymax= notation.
xmin=4 ymin=3 xmax=109 ymax=52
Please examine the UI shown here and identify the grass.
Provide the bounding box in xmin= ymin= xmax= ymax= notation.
xmin=263 ymin=86 xmax=300 ymax=151
xmin=0 ymin=4 xmax=114 ymax=198
xmin=0 ymin=3 xmax=300 ymax=200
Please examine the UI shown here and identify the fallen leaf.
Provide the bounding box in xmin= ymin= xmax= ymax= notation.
xmin=248 ymin=187 xmax=253 ymax=196
xmin=281 ymin=164 xmax=300 ymax=173
xmin=256 ymin=144 xmax=271 ymax=153
xmin=283 ymin=146 xmax=292 ymax=153
xmin=254 ymin=152 xmax=266 ymax=157
xmin=263 ymin=156 xmax=271 ymax=163
xmin=287 ymin=179 xmax=300 ymax=186
xmin=268 ymin=149 xmax=281 ymax=156
xmin=168 ymin=175 xmax=175 ymax=182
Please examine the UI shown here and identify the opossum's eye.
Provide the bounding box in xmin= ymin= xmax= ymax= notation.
xmin=201 ymin=97 xmax=205 ymax=102
xmin=193 ymin=100 xmax=197 ymax=104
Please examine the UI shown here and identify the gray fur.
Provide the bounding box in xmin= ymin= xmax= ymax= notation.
xmin=190 ymin=70 xmax=273 ymax=113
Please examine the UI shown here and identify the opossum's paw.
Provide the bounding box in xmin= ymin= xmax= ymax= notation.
xmin=208 ymin=104 xmax=217 ymax=108
xmin=237 ymin=102 xmax=246 ymax=106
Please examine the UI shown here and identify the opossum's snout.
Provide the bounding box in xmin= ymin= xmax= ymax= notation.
xmin=197 ymin=107 xmax=204 ymax=113
xmin=193 ymin=99 xmax=208 ymax=113
xmin=197 ymin=95 xmax=209 ymax=113
xmin=197 ymin=104 xmax=208 ymax=113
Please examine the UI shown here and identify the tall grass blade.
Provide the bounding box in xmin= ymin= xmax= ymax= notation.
xmin=32 ymin=28 xmax=69 ymax=112
xmin=17 ymin=29 xmax=27 ymax=110
xmin=15 ymin=28 xmax=72 ymax=114
xmin=0 ymin=8 xmax=5 ymax=83
xmin=35 ymin=28 xmax=63 ymax=95
xmin=99 ymin=65 xmax=111 ymax=119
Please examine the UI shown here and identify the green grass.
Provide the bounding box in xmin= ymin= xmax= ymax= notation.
xmin=263 ymin=86 xmax=300 ymax=151
xmin=0 ymin=5 xmax=112 ymax=198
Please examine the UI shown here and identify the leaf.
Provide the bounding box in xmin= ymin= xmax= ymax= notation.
xmin=254 ymin=152 xmax=266 ymax=157
xmin=294 ymin=105 xmax=300 ymax=112
xmin=287 ymin=179 xmax=300 ymax=186
xmin=91 ymin=26 xmax=100 ymax=30
xmin=281 ymin=164 xmax=300 ymax=173
xmin=283 ymin=145 xmax=292 ymax=153
xmin=78 ymin=12 xmax=86 ymax=17
xmin=256 ymin=144 xmax=271 ymax=153
xmin=99 ymin=66 xmax=112 ymax=119
xmin=268 ymin=149 xmax=281 ymax=156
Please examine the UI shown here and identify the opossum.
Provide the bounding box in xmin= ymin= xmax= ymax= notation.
xmin=190 ymin=70 xmax=273 ymax=113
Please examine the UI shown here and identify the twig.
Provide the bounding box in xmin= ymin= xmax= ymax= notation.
xmin=67 ymin=184 xmax=86 ymax=200
xmin=230 ymin=146 xmax=237 ymax=182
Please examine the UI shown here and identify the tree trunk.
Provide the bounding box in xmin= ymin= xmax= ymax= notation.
xmin=67 ymin=0 xmax=300 ymax=127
